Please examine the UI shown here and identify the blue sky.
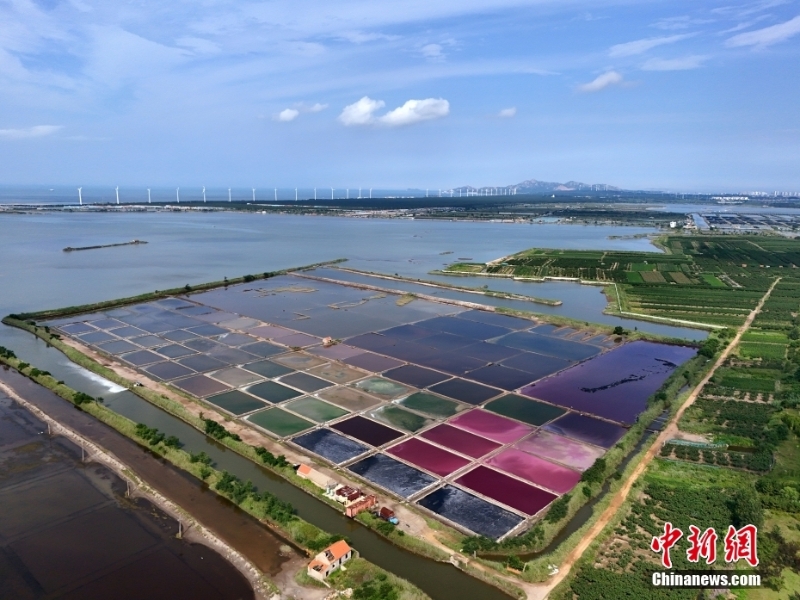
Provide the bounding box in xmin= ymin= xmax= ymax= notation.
xmin=1 ymin=0 xmax=799 ymax=192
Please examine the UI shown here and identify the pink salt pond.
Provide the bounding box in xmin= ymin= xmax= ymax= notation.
xmin=420 ymin=424 xmax=501 ymax=459
xmin=486 ymin=448 xmax=581 ymax=495
xmin=515 ymin=430 xmax=606 ymax=471
xmin=448 ymin=409 xmax=534 ymax=444
xmin=388 ymin=438 xmax=470 ymax=477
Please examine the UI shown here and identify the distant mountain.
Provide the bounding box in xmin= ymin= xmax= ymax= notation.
xmin=453 ymin=179 xmax=620 ymax=194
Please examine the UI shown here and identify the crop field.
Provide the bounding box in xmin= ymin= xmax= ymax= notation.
xmin=738 ymin=341 xmax=787 ymax=360
xmin=447 ymin=237 xmax=800 ymax=328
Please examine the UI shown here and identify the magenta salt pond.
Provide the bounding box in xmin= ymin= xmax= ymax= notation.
xmin=521 ymin=341 xmax=696 ymax=425
xmin=388 ymin=438 xmax=470 ymax=477
xmin=448 ymin=409 xmax=534 ymax=444
xmin=456 ymin=466 xmax=557 ymax=515
xmin=515 ymin=430 xmax=606 ymax=471
xmin=420 ymin=424 xmax=501 ymax=458
xmin=486 ymin=448 xmax=581 ymax=495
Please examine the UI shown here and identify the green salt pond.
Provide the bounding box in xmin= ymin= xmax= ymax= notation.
xmin=284 ymin=397 xmax=348 ymax=422
xmin=354 ymin=377 xmax=412 ymax=400
xmin=206 ymin=390 xmax=268 ymax=415
xmin=484 ymin=394 xmax=566 ymax=426
xmin=398 ymin=392 xmax=464 ymax=418
xmin=370 ymin=405 xmax=433 ymax=432
xmin=247 ymin=408 xmax=314 ymax=437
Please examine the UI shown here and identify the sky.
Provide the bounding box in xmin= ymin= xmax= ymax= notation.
xmin=1 ymin=0 xmax=799 ymax=192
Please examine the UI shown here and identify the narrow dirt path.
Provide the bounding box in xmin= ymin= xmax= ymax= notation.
xmin=532 ymin=277 xmax=781 ymax=600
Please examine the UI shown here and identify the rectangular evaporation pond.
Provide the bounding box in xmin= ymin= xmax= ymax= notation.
xmin=187 ymin=324 xmax=229 ymax=337
xmin=244 ymin=381 xmax=302 ymax=403
xmin=247 ymin=324 xmax=295 ymax=340
xmin=377 ymin=341 xmax=439 ymax=363
xmin=120 ymin=350 xmax=164 ymax=367
xmin=172 ymin=374 xmax=231 ymax=397
xmin=543 ymin=413 xmax=627 ymax=449
xmin=398 ymin=392 xmax=465 ymax=419
xmin=178 ymin=354 xmax=228 ymax=373
xmin=60 ymin=322 xmax=97 ymax=335
xmin=292 ymin=429 xmax=368 ymax=464
xmin=318 ymin=387 xmax=383 ymax=412
xmin=417 ymin=485 xmax=522 ymax=540
xmin=207 ymin=390 xmax=268 ymax=415
xmin=515 ymin=430 xmax=606 ymax=471
xmin=129 ymin=335 xmax=164 ymax=348
xmin=416 ymin=332 xmax=475 ymax=353
xmin=484 ymin=395 xmax=566 ymax=427
xmin=486 ymin=449 xmax=581 ymax=495
xmin=459 ymin=342 xmax=521 ymax=363
xmin=306 ymin=363 xmax=367 ymax=385
xmin=343 ymin=352 xmax=404 ymax=373
xmin=156 ymin=297 xmax=195 ymax=309
xmin=161 ymin=329 xmax=198 ymax=342
xmin=380 ymin=324 xmax=436 ymax=342
xmin=183 ymin=338 xmax=227 ymax=353
xmin=153 ymin=344 xmax=197 ymax=359
xmin=274 ymin=332 xmax=321 ymax=348
xmin=346 ymin=332 xmax=395 ymax=352
xmin=242 ymin=360 xmax=294 ymax=379
xmin=96 ymin=339 xmax=141 ymax=355
xmin=209 ymin=367 xmax=263 ymax=387
xmin=455 ymin=310 xmax=533 ymax=330
xmin=175 ymin=304 xmax=215 ymax=316
xmin=388 ymin=438 xmax=469 ymax=477
xmin=348 ymin=454 xmax=436 ymax=498
xmin=415 ymin=316 xmax=511 ymax=340
xmin=239 ymin=341 xmax=285 ymax=358
xmin=463 ymin=364 xmax=536 ymax=391
xmin=495 ymin=332 xmax=601 ymax=362
xmin=420 ymin=424 xmax=501 ymax=458
xmin=307 ymin=344 xmax=363 ymax=361
xmin=284 ymin=397 xmax=348 ymax=423
xmin=449 ymin=409 xmax=534 ymax=444
xmin=428 ymin=378 xmax=501 ymax=405
xmin=456 ymin=466 xmax=557 ymax=516
xmin=414 ymin=353 xmax=488 ymax=376
xmin=353 ymin=377 xmax=413 ymax=401
xmin=215 ymin=332 xmax=258 ymax=347
xmin=206 ymin=346 xmax=260 ymax=365
xmin=106 ymin=326 xmax=146 ymax=338
xmin=279 ymin=372 xmax=333 ymax=393
xmin=272 ymin=352 xmax=327 ymax=370
xmin=79 ymin=331 xmax=117 ymax=344
xmin=144 ymin=361 xmax=195 ymax=381
xmin=247 ymin=408 xmax=313 ymax=437
xmin=331 ymin=415 xmax=404 ymax=447
xmin=522 ymin=341 xmax=697 ymax=425
xmin=499 ymin=352 xmax=571 ymax=380
xmin=369 ymin=405 xmax=433 ymax=433
xmin=384 ymin=365 xmax=450 ymax=388
xmin=220 ymin=316 xmax=262 ymax=330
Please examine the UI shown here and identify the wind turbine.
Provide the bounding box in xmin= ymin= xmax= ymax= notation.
xmin=369 ymin=188 xmax=372 ymax=199
xmin=77 ymin=187 xmax=82 ymax=205
xmin=115 ymin=186 xmax=120 ymax=205
xmin=202 ymin=186 xmax=206 ymax=202
xmin=274 ymin=188 xmax=277 ymax=201
xmin=228 ymin=188 xmax=231 ymax=202
xmin=314 ymin=187 xmax=317 ymax=200
xmin=331 ymin=187 xmax=334 ymax=199
xmin=358 ymin=187 xmax=362 ymax=199
xmin=252 ymin=188 xmax=256 ymax=202
xmin=176 ymin=187 xmax=180 ymax=203
xmin=295 ymin=188 xmax=298 ymax=201
xmin=346 ymin=188 xmax=349 ymax=199
xmin=147 ymin=188 xmax=151 ymax=203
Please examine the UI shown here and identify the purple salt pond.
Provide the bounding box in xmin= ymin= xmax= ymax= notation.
xmin=486 ymin=448 xmax=581 ymax=494
xmin=515 ymin=430 xmax=606 ymax=471
xmin=456 ymin=466 xmax=556 ymax=515
xmin=449 ymin=409 xmax=534 ymax=444
xmin=543 ymin=413 xmax=627 ymax=449
xmin=388 ymin=438 xmax=470 ymax=477
xmin=308 ymin=344 xmax=364 ymax=360
xmin=521 ymin=341 xmax=696 ymax=425
xmin=421 ymin=424 xmax=501 ymax=458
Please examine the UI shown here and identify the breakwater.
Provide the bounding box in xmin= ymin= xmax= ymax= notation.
xmin=63 ymin=239 xmax=148 ymax=252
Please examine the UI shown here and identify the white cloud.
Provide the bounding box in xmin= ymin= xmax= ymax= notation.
xmin=275 ymin=108 xmax=300 ymax=122
xmin=338 ymin=31 xmax=399 ymax=44
xmin=379 ymin=98 xmax=449 ymax=126
xmin=421 ymin=43 xmax=445 ymax=61
xmin=338 ymin=96 xmax=386 ymax=126
xmin=307 ymin=102 xmax=328 ymax=112
xmin=578 ymin=71 xmax=623 ymax=92
xmin=498 ymin=107 xmax=517 ymax=118
xmin=0 ymin=125 xmax=62 ymax=139
xmin=726 ymin=15 xmax=800 ymax=48
xmin=609 ymin=34 xmax=692 ymax=57
xmin=642 ymin=55 xmax=708 ymax=71
xmin=338 ymin=96 xmax=449 ymax=127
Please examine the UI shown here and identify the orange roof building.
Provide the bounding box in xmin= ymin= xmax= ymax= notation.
xmin=307 ymin=540 xmax=355 ymax=581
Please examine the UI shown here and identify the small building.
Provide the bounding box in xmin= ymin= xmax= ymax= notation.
xmin=307 ymin=540 xmax=354 ymax=581
xmin=345 ymin=494 xmax=376 ymax=517
xmin=297 ymin=464 xmax=336 ymax=491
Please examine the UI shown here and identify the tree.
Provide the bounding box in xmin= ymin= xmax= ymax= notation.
xmin=731 ymin=487 xmax=763 ymax=528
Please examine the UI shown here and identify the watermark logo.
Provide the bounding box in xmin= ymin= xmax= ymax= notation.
xmin=650 ymin=522 xmax=759 ymax=568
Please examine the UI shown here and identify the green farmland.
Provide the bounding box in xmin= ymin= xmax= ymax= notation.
xmin=445 ymin=236 xmax=800 ymax=328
